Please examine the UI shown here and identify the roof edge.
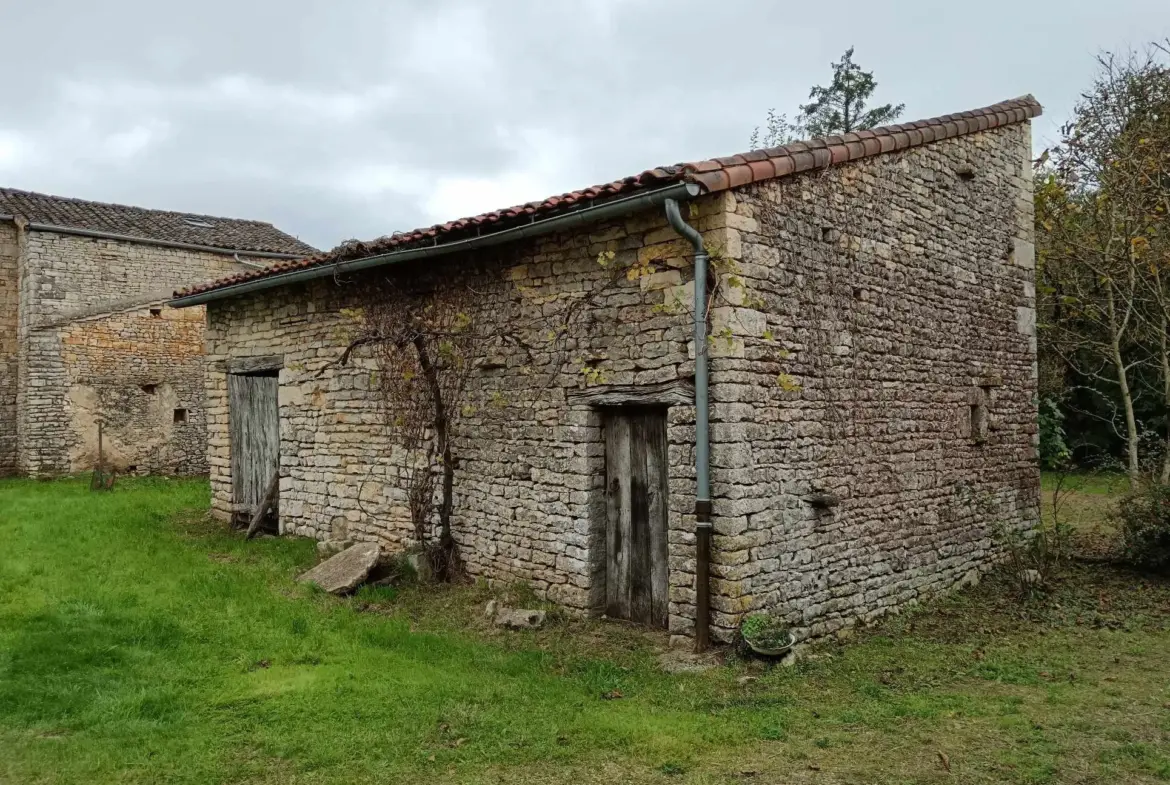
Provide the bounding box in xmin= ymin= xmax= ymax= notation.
xmin=682 ymin=94 xmax=1042 ymax=193
xmin=171 ymin=182 xmax=702 ymax=307
xmin=0 ymin=214 xmax=304 ymax=259
xmin=175 ymin=94 xmax=1042 ymax=301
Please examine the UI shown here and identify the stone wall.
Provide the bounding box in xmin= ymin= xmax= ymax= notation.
xmin=0 ymin=223 xmax=18 ymax=473
xmin=203 ymin=121 xmax=1038 ymax=644
xmin=57 ymin=302 xmax=209 ymax=475
xmin=701 ymin=121 xmax=1040 ymax=640
xmin=16 ymin=229 xmax=255 ymax=475
xmin=205 ymin=200 xmax=722 ymax=618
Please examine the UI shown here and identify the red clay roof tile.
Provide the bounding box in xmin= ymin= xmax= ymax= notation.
xmin=771 ymin=156 xmax=796 ymax=178
xmin=176 ymin=95 xmax=1041 ymax=300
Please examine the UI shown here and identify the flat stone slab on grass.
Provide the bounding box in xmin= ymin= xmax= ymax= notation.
xmin=297 ymin=542 xmax=380 ymax=594
xmin=494 ymin=608 xmax=546 ymax=630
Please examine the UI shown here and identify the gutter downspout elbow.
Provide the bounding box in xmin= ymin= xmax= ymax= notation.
xmin=664 ymin=197 xmax=712 ymax=653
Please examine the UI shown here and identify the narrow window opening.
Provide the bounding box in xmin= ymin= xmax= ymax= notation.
xmin=969 ymin=386 xmax=991 ymax=443
xmin=969 ymin=402 xmax=983 ymax=440
xmin=173 ymin=408 xmax=188 ymax=424
xmin=141 ymin=383 xmax=158 ymax=394
xmin=149 ymin=307 xmax=162 ymax=318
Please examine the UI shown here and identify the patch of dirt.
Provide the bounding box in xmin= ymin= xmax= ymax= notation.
xmin=356 ymin=580 xmax=674 ymax=667
xmin=657 ymin=649 xmax=721 ymax=674
xmin=35 ymin=730 xmax=69 ymax=740
xmin=173 ymin=510 xmax=231 ymax=539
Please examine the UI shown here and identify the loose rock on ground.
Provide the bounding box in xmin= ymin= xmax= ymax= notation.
xmin=297 ymin=542 xmax=381 ymax=594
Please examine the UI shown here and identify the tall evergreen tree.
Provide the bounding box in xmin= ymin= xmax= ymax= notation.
xmin=752 ymin=47 xmax=904 ymax=147
xmin=798 ymin=47 xmax=904 ymax=137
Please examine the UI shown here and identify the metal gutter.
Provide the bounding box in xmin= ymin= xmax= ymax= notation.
xmin=168 ymin=182 xmax=703 ymax=308
xmin=0 ymin=213 xmax=306 ymax=260
xmin=664 ymin=197 xmax=713 ymax=653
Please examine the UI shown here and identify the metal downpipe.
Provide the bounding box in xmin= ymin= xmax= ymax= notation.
xmin=664 ymin=197 xmax=712 ymax=652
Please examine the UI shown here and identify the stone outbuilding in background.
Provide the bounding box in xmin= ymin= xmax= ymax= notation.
xmin=0 ymin=188 xmax=315 ymax=476
xmin=173 ymin=96 xmax=1043 ymax=646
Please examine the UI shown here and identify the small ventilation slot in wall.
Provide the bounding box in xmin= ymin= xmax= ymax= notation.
xmin=141 ymin=384 xmax=158 ymax=394
xmin=957 ymin=167 xmax=976 ymax=182
xmin=478 ymin=355 xmax=507 ymax=371
xmin=173 ymin=408 xmax=188 ymax=424
xmin=969 ymin=386 xmax=990 ymax=444
xmin=149 ymin=307 xmax=162 ymax=318
xmin=821 ymin=226 xmax=841 ymax=243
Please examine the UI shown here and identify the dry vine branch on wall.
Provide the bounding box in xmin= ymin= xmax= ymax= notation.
xmin=324 ymin=220 xmax=796 ymax=581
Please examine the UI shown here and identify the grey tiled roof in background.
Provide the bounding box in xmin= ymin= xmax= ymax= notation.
xmin=0 ymin=186 xmax=317 ymax=256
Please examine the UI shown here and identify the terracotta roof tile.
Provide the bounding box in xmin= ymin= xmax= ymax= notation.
xmin=176 ymin=94 xmax=1041 ymax=300
xmin=747 ymin=159 xmax=778 ymax=180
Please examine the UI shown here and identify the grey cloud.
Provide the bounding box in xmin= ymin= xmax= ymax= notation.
xmin=1 ymin=0 xmax=1167 ymax=250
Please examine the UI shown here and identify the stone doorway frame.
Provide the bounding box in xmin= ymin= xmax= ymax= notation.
xmin=566 ymin=378 xmax=695 ymax=618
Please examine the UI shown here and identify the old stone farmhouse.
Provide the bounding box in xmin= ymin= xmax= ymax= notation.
xmin=0 ymin=188 xmax=315 ymax=476
xmin=173 ymin=96 xmax=1043 ymax=647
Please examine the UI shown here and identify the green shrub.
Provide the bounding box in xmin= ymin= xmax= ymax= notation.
xmin=740 ymin=613 xmax=792 ymax=648
xmin=1038 ymin=396 xmax=1071 ymax=470
xmin=993 ymin=516 xmax=1071 ymax=597
xmin=1116 ymin=483 xmax=1170 ymax=572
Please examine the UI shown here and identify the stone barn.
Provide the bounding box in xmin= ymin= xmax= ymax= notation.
xmin=0 ymin=188 xmax=315 ymax=476
xmin=173 ymin=96 xmax=1043 ymax=647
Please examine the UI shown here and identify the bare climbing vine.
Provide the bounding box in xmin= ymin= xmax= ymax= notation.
xmin=319 ymin=213 xmax=776 ymax=581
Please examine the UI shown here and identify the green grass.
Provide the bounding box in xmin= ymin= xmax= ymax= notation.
xmin=1 ymin=476 xmax=1169 ymax=784
xmin=1040 ymin=470 xmax=1128 ymax=495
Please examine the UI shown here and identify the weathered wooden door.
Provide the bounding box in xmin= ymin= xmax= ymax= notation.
xmin=604 ymin=408 xmax=669 ymax=627
xmin=229 ymin=372 xmax=280 ymax=526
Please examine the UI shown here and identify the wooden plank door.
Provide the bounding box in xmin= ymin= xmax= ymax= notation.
xmin=229 ymin=372 xmax=280 ymax=526
xmin=604 ymin=407 xmax=669 ymax=627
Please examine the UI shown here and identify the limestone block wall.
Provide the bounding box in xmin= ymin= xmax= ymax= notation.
xmin=16 ymin=229 xmax=257 ymax=475
xmin=205 ymin=198 xmax=731 ymax=622
xmin=56 ymin=303 xmax=208 ymax=475
xmin=203 ymin=121 xmax=1039 ymax=644
xmin=0 ymin=223 xmax=18 ymax=473
xmin=707 ymin=122 xmax=1040 ymax=639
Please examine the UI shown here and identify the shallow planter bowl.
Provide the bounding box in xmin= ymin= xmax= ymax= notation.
xmin=744 ymin=633 xmax=794 ymax=657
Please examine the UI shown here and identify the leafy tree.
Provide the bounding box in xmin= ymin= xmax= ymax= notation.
xmin=749 ymin=108 xmax=799 ymax=150
xmin=797 ymin=47 xmax=905 ymax=137
xmin=1036 ymin=41 xmax=1170 ymax=481
xmin=752 ymin=47 xmax=904 ymax=147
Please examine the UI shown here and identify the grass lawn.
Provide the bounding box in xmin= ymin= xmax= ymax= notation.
xmin=1 ymin=477 xmax=1169 ymax=784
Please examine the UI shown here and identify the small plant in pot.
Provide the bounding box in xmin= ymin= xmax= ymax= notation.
xmin=740 ymin=613 xmax=794 ymax=656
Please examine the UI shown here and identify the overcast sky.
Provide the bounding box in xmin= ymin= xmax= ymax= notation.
xmin=0 ymin=1 xmax=1166 ymax=252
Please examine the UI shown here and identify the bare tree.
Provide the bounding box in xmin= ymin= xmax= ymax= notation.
xmin=1037 ymin=41 xmax=1170 ymax=483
